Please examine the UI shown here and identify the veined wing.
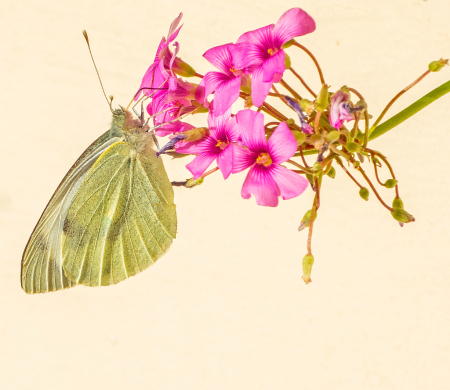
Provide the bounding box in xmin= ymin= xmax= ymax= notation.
xmin=21 ymin=131 xmax=123 ymax=294
xmin=62 ymin=138 xmax=177 ymax=286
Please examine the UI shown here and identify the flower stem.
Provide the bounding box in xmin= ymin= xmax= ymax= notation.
xmin=286 ymin=159 xmax=312 ymax=174
xmin=299 ymin=146 xmax=310 ymax=168
xmin=307 ymin=179 xmax=320 ymax=255
xmin=194 ymin=72 xmax=204 ymax=78
xmin=200 ymin=166 xmax=219 ymax=179
xmin=370 ymin=69 xmax=431 ymax=132
xmin=335 ymin=157 xmax=363 ymax=189
xmin=367 ymin=148 xmax=400 ymax=198
xmin=279 ymin=79 xmax=303 ymax=101
xmin=292 ymin=40 xmax=325 ymax=85
xmin=289 ymin=67 xmax=317 ymax=98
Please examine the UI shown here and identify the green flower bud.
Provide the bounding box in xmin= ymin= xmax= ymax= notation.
xmin=326 ymin=130 xmax=340 ymax=144
xmin=428 ymin=58 xmax=449 ymax=72
xmin=182 ymin=127 xmax=209 ymax=142
xmin=284 ymin=52 xmax=291 ymax=70
xmin=327 ymin=166 xmax=336 ymax=178
xmin=356 ymin=130 xmax=364 ymax=142
xmin=292 ymin=130 xmax=306 ymax=146
xmin=345 ymin=141 xmax=362 ymax=153
xmin=302 ymin=254 xmax=314 ymax=284
xmin=359 ymin=187 xmax=369 ymax=201
xmin=316 ymin=84 xmax=329 ymax=111
xmin=313 ymin=162 xmax=323 ymax=173
xmin=298 ymin=209 xmax=317 ymax=231
xmin=172 ymin=57 xmax=196 ymax=77
xmin=282 ymin=39 xmax=295 ymax=49
xmin=384 ymin=179 xmax=398 ymax=189
xmin=185 ymin=177 xmax=204 ymax=188
xmin=392 ymin=197 xmax=404 ymax=209
xmin=391 ymin=208 xmax=415 ymax=223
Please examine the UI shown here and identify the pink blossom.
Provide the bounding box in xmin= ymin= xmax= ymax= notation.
xmin=195 ymin=43 xmax=254 ymax=117
xmin=136 ymin=13 xmax=183 ymax=100
xmin=232 ymin=110 xmax=308 ymax=207
xmin=175 ymin=109 xmax=239 ymax=179
xmin=329 ymin=89 xmax=355 ymax=129
xmin=237 ymin=8 xmax=315 ymax=107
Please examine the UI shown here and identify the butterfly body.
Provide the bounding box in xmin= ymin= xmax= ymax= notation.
xmin=21 ymin=108 xmax=177 ymax=293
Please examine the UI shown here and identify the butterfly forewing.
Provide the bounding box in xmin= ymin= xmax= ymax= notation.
xmin=61 ymin=135 xmax=177 ymax=287
xmin=21 ymin=131 xmax=122 ymax=294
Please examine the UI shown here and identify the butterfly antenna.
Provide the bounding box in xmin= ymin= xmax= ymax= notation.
xmin=82 ymin=30 xmax=114 ymax=113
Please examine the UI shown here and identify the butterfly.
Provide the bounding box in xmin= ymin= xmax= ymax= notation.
xmin=21 ymin=106 xmax=177 ymax=294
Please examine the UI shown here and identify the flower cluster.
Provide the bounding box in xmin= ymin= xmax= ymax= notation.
xmin=131 ymin=9 xmax=448 ymax=283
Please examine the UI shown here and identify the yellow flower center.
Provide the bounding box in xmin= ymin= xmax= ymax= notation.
xmin=256 ymin=152 xmax=272 ymax=167
xmin=267 ymin=48 xmax=279 ymax=56
xmin=216 ymin=140 xmax=229 ymax=150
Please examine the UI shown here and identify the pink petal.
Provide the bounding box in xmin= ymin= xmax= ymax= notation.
xmin=236 ymin=110 xmax=267 ymax=152
xmin=261 ymin=49 xmax=285 ymax=82
xmin=167 ymin=13 xmax=183 ymax=43
xmin=232 ymin=144 xmax=257 ymax=173
xmin=202 ymin=71 xmax=230 ymax=100
xmin=176 ymin=135 xmax=216 ymax=154
xmin=217 ymin=145 xmax=233 ymax=179
xmin=213 ymin=75 xmax=241 ymax=116
xmin=224 ymin=116 xmax=240 ymax=143
xmin=237 ymin=24 xmax=274 ymax=48
xmin=273 ymin=8 xmax=316 ymax=48
xmin=250 ymin=64 xmax=273 ymax=107
xmin=203 ymin=44 xmax=234 ymax=75
xmin=267 ymin=122 xmax=298 ymax=164
xmin=270 ymin=165 xmax=308 ymax=200
xmin=241 ymin=165 xmax=279 ymax=207
xmin=228 ymin=42 xmax=260 ymax=70
xmin=195 ymin=78 xmax=206 ymax=104
xmin=208 ymin=108 xmax=231 ymax=134
xmin=186 ymin=152 xmax=217 ymax=179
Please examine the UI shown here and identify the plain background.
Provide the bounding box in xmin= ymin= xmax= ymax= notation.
xmin=1 ymin=0 xmax=449 ymax=389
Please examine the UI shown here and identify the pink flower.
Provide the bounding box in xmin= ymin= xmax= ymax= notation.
xmin=175 ymin=109 xmax=239 ymax=179
xmin=237 ymin=8 xmax=315 ymax=107
xmin=329 ymin=89 xmax=355 ymax=129
xmin=195 ymin=43 xmax=254 ymax=117
xmin=136 ymin=13 xmax=183 ymax=100
xmin=232 ymin=110 xmax=308 ymax=207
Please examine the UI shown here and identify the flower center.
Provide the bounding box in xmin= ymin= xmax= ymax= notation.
xmin=267 ymin=48 xmax=279 ymax=56
xmin=256 ymin=152 xmax=272 ymax=167
xmin=215 ymin=139 xmax=229 ymax=150
xmin=168 ymin=100 xmax=182 ymax=117
xmin=229 ymin=66 xmax=243 ymax=76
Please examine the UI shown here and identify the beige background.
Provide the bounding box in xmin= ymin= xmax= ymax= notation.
xmin=1 ymin=0 xmax=449 ymax=389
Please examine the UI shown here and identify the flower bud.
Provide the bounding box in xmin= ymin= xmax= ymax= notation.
xmin=359 ymin=187 xmax=369 ymax=201
xmin=284 ymin=52 xmax=291 ymax=70
xmin=185 ymin=177 xmax=204 ymax=188
xmin=391 ymin=208 xmax=415 ymax=223
xmin=298 ymin=209 xmax=316 ymax=231
xmin=292 ymin=130 xmax=306 ymax=146
xmin=172 ymin=57 xmax=196 ymax=77
xmin=326 ymin=130 xmax=340 ymax=144
xmin=315 ymin=84 xmax=329 ymax=111
xmin=428 ymin=58 xmax=449 ymax=72
xmin=302 ymin=254 xmax=314 ymax=284
xmin=392 ymin=197 xmax=404 ymax=209
xmin=326 ymin=166 xmax=336 ymax=178
xmin=345 ymin=141 xmax=362 ymax=153
xmin=384 ymin=179 xmax=398 ymax=189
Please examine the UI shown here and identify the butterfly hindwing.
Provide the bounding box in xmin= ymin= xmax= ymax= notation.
xmin=61 ymin=135 xmax=177 ymax=287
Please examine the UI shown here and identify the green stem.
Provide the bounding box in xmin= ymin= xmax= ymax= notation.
xmin=369 ymin=79 xmax=450 ymax=141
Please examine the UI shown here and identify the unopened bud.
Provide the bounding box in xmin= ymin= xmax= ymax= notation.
xmin=298 ymin=209 xmax=316 ymax=231
xmin=384 ymin=179 xmax=398 ymax=189
xmin=185 ymin=177 xmax=204 ymax=188
xmin=327 ymin=166 xmax=336 ymax=178
xmin=284 ymin=52 xmax=291 ymax=70
xmin=391 ymin=208 xmax=415 ymax=223
xmin=302 ymin=254 xmax=314 ymax=284
xmin=292 ymin=130 xmax=306 ymax=146
xmin=345 ymin=141 xmax=362 ymax=153
xmin=182 ymin=127 xmax=209 ymax=142
xmin=359 ymin=187 xmax=369 ymax=201
xmin=172 ymin=57 xmax=196 ymax=77
xmin=316 ymin=84 xmax=329 ymax=111
xmin=428 ymin=58 xmax=449 ymax=72
xmin=326 ymin=130 xmax=340 ymax=143
xmin=392 ymin=197 xmax=404 ymax=209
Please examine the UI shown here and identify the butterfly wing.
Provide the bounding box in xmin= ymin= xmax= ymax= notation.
xmin=21 ymin=131 xmax=122 ymax=294
xmin=61 ymin=136 xmax=177 ymax=286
